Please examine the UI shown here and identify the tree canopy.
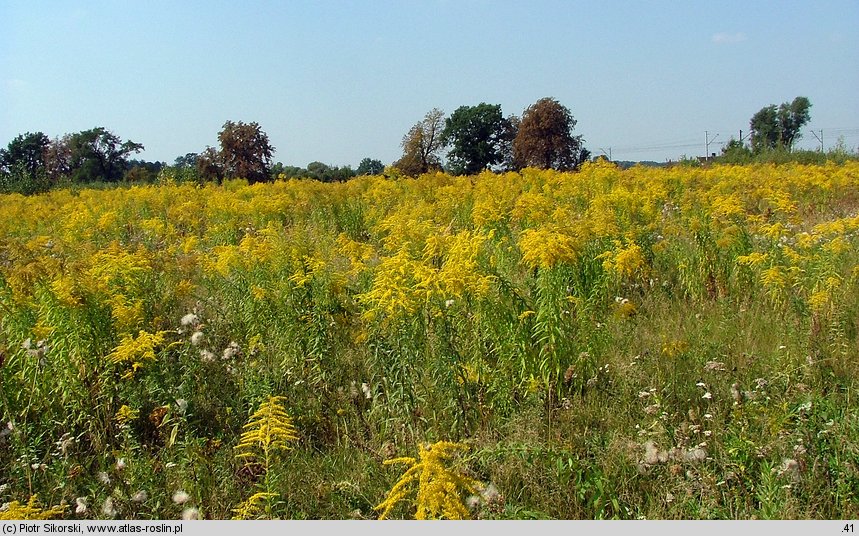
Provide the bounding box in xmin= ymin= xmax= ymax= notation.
xmin=217 ymin=120 xmax=274 ymax=183
xmin=394 ymin=108 xmax=446 ymax=176
xmin=356 ymin=157 xmax=385 ymax=176
xmin=513 ymin=97 xmax=587 ymax=171
xmin=441 ymin=103 xmax=512 ymax=175
xmin=64 ymin=127 xmax=144 ymax=183
xmin=0 ymin=132 xmax=50 ymax=176
xmin=750 ymin=96 xmax=812 ymax=152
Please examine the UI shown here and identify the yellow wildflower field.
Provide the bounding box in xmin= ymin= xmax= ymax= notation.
xmin=1 ymin=161 xmax=858 ymax=519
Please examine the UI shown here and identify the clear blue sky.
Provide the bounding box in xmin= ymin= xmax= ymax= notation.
xmin=2 ymin=1 xmax=857 ymax=166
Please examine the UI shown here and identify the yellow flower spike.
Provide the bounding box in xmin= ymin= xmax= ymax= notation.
xmin=232 ymin=396 xmax=298 ymax=520
xmin=375 ymin=441 xmax=481 ymax=520
xmin=234 ymin=396 xmax=299 ymax=461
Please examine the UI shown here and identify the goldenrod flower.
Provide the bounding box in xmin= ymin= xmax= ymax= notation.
xmin=375 ymin=441 xmax=481 ymax=520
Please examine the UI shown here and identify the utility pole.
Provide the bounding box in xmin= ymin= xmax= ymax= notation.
xmin=599 ymin=147 xmax=612 ymax=161
xmin=705 ymin=131 xmax=719 ymax=160
xmin=810 ymin=129 xmax=823 ymax=152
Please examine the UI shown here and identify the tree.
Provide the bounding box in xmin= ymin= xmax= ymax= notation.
xmin=217 ymin=120 xmax=274 ymax=183
xmin=43 ymin=136 xmax=72 ymax=183
xmin=513 ymin=97 xmax=587 ymax=171
xmin=719 ymin=138 xmax=753 ymax=163
xmin=1 ymin=132 xmax=50 ymax=175
xmin=173 ymin=153 xmax=199 ymax=168
xmin=65 ymin=127 xmax=144 ymax=183
xmin=197 ymin=146 xmax=223 ymax=182
xmin=499 ymin=114 xmax=521 ymax=172
xmin=393 ymin=108 xmax=446 ymax=176
xmin=356 ymin=157 xmax=385 ymax=176
xmin=123 ymin=160 xmax=165 ymax=183
xmin=441 ymin=103 xmax=514 ymax=175
xmin=750 ymin=96 xmax=811 ymax=152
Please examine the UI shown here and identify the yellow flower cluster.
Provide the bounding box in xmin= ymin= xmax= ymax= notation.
xmin=0 ymin=495 xmax=65 ymax=520
xmin=0 ymin=161 xmax=857 ymax=395
xmin=374 ymin=441 xmax=481 ymax=520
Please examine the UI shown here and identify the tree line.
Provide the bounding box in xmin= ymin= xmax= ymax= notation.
xmin=0 ymin=95 xmax=826 ymax=194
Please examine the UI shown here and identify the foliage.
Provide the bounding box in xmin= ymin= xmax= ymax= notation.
xmin=356 ymin=158 xmax=385 ymax=176
xmin=394 ymin=108 xmax=446 ymax=176
xmin=750 ymin=96 xmax=812 ymax=152
xmin=0 ymin=132 xmax=50 ymax=176
xmin=216 ymin=120 xmax=275 ymax=184
xmin=513 ymin=97 xmax=588 ymax=171
xmin=441 ymin=103 xmax=513 ymax=175
xmin=65 ymin=127 xmax=145 ymax=183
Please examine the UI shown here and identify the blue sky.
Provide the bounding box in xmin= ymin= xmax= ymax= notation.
xmin=2 ymin=1 xmax=857 ymax=166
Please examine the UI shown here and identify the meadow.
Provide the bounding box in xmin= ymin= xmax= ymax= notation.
xmin=1 ymin=161 xmax=858 ymax=519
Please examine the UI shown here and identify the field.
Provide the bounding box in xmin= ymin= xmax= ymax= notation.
xmin=1 ymin=161 xmax=858 ymax=520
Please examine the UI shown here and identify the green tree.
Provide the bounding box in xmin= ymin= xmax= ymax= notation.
xmin=217 ymin=120 xmax=274 ymax=183
xmin=356 ymin=157 xmax=385 ymax=175
xmin=513 ymin=97 xmax=587 ymax=171
xmin=441 ymin=103 xmax=515 ymax=175
xmin=394 ymin=108 xmax=446 ymax=176
xmin=499 ymin=114 xmax=521 ymax=171
xmin=123 ymin=160 xmax=164 ymax=183
xmin=0 ymin=132 xmax=50 ymax=175
xmin=65 ymin=127 xmax=144 ymax=183
xmin=173 ymin=153 xmax=199 ymax=168
xmin=750 ymin=96 xmax=811 ymax=152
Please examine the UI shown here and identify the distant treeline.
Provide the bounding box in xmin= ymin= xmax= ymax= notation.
xmin=2 ymin=95 xmax=856 ymax=195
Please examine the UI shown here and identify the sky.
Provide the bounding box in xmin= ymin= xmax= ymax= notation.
xmin=2 ymin=1 xmax=858 ymax=167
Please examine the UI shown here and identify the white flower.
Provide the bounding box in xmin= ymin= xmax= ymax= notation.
xmin=0 ymin=483 xmax=8 ymax=493
xmin=190 ymin=331 xmax=205 ymax=346
xmin=222 ymin=342 xmax=240 ymax=360
xmin=181 ymin=507 xmax=200 ymax=520
xmin=115 ymin=458 xmax=127 ymax=471
xmin=480 ymin=483 xmax=501 ymax=504
xmin=172 ymin=490 xmax=190 ymax=505
xmin=361 ymin=382 xmax=372 ymax=400
xmin=131 ymin=490 xmax=148 ymax=503
xmin=75 ymin=497 xmax=87 ymax=514
xmin=102 ymin=497 xmax=116 ymax=517
xmin=97 ymin=471 xmax=111 ymax=485
xmin=199 ymin=350 xmax=216 ymax=363
xmin=702 ymin=392 xmax=713 ymax=400
xmin=180 ymin=313 xmax=199 ymax=327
